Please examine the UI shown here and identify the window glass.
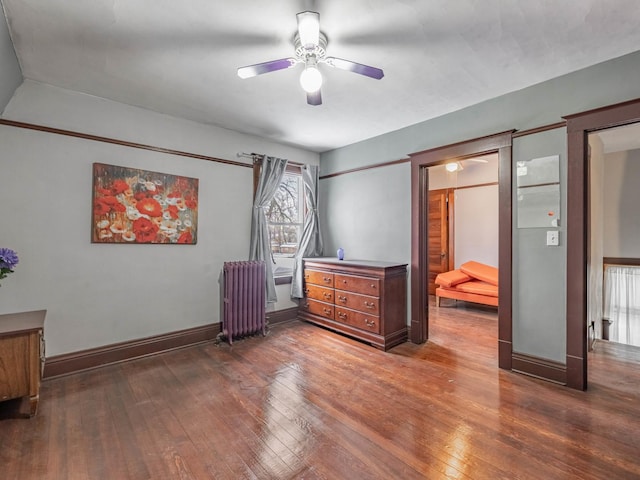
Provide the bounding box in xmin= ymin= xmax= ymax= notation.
xmin=266 ymin=172 xmax=304 ymax=257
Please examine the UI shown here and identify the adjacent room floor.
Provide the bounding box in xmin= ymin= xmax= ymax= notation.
xmin=1 ymin=298 xmax=638 ymax=479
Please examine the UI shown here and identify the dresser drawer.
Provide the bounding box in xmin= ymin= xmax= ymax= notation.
xmin=335 ymin=274 xmax=380 ymax=296
xmin=335 ymin=307 xmax=380 ymax=334
xmin=335 ymin=290 xmax=379 ymax=315
xmin=305 ymin=284 xmax=334 ymax=303
xmin=304 ymin=269 xmax=334 ymax=288
xmin=302 ymin=299 xmax=335 ymax=320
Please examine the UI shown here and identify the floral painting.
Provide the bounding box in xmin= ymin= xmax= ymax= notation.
xmin=92 ymin=163 xmax=198 ymax=244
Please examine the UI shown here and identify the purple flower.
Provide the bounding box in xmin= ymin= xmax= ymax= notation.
xmin=0 ymin=247 xmax=19 ymax=270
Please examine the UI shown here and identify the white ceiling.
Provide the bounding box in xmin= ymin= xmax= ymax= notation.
xmin=3 ymin=0 xmax=640 ymax=153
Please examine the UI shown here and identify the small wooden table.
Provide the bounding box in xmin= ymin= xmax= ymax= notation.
xmin=0 ymin=310 xmax=46 ymax=416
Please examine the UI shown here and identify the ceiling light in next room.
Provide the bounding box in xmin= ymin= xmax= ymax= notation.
xmin=446 ymin=161 xmax=463 ymax=172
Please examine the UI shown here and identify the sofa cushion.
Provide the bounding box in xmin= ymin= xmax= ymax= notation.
xmin=435 ymin=269 xmax=472 ymax=288
xmin=460 ymin=261 xmax=498 ymax=286
xmin=455 ymin=280 xmax=498 ymax=297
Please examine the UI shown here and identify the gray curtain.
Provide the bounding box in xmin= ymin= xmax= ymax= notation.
xmin=291 ymin=165 xmax=323 ymax=298
xmin=249 ymin=156 xmax=288 ymax=303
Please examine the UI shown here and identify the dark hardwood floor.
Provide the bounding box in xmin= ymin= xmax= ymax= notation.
xmin=1 ymin=298 xmax=639 ymax=479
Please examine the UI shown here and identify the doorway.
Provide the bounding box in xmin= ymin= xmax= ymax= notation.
xmin=588 ymin=123 xmax=640 ymax=349
xmin=426 ymin=156 xmax=500 ymax=295
xmin=409 ymin=131 xmax=513 ymax=369
xmin=565 ymin=98 xmax=640 ymax=390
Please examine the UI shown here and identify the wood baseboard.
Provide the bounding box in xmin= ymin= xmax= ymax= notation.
xmin=43 ymin=323 xmax=221 ymax=379
xmin=512 ymin=351 xmax=567 ymax=385
xmin=267 ymin=307 xmax=299 ymax=325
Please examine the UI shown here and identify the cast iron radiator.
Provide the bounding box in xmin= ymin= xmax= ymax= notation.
xmin=222 ymin=261 xmax=266 ymax=345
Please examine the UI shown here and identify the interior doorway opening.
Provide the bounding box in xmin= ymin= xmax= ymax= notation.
xmin=588 ymin=123 xmax=640 ymax=351
xmin=565 ymin=97 xmax=640 ymax=390
xmin=586 ymin=121 xmax=640 ymax=398
xmin=426 ymin=154 xmax=499 ymax=300
xmin=409 ymin=131 xmax=513 ymax=370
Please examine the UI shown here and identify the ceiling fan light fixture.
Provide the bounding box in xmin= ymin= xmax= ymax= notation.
xmin=237 ymin=11 xmax=383 ymax=105
xmin=300 ymin=65 xmax=323 ymax=93
xmin=297 ymin=11 xmax=320 ymax=47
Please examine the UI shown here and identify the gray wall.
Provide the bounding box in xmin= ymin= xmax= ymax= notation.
xmin=320 ymin=49 xmax=640 ymax=364
xmin=512 ymin=129 xmax=566 ymax=362
xmin=429 ymin=158 xmax=500 ymax=268
xmin=0 ymin=0 xmax=22 ymax=112
xmin=320 ymin=162 xmax=410 ymax=264
xmin=603 ymin=149 xmax=640 ymax=258
xmin=0 ymin=80 xmax=318 ymax=356
xmin=454 ymin=184 xmax=499 ymax=269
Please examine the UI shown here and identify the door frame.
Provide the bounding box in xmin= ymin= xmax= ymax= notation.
xmin=409 ymin=131 xmax=514 ymax=369
xmin=564 ymin=97 xmax=640 ymax=390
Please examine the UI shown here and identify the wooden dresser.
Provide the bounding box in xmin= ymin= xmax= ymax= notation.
xmin=299 ymin=258 xmax=407 ymax=351
xmin=0 ymin=310 xmax=46 ymax=416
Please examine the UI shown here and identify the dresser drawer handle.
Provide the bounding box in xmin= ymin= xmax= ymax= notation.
xmin=364 ymin=301 xmax=375 ymax=309
xmin=370 ymin=284 xmax=376 ymax=289
xmin=323 ymin=308 xmax=332 ymax=316
xmin=364 ymin=319 xmax=375 ymax=328
xmin=338 ymin=312 xmax=348 ymax=320
xmin=323 ymin=277 xmax=332 ymax=284
xmin=337 ymin=295 xmax=347 ymax=303
xmin=304 ymin=288 xmax=309 ymax=294
xmin=323 ymin=292 xmax=332 ymax=300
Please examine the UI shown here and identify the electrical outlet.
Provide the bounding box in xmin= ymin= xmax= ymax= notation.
xmin=546 ymin=230 xmax=559 ymax=246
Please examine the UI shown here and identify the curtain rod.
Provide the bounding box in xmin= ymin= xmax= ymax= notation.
xmin=237 ymin=152 xmax=263 ymax=160
xmin=236 ymin=152 xmax=303 ymax=167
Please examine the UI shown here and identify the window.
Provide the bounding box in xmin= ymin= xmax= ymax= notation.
xmin=266 ymin=171 xmax=304 ymax=257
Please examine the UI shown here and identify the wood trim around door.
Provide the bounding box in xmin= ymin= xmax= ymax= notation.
xmin=410 ymin=160 xmax=429 ymax=343
xmin=564 ymin=96 xmax=640 ymax=390
xmin=409 ymin=130 xmax=514 ymax=373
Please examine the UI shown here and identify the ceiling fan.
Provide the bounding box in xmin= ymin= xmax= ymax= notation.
xmin=237 ymin=11 xmax=384 ymax=106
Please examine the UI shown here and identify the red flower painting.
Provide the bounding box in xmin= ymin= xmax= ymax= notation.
xmin=91 ymin=163 xmax=198 ymax=244
xmin=136 ymin=197 xmax=163 ymax=217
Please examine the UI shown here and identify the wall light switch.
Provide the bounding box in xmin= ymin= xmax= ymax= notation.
xmin=546 ymin=230 xmax=559 ymax=246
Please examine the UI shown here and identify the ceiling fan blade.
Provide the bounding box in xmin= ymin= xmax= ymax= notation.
xmin=323 ymin=57 xmax=384 ymax=80
xmin=237 ymin=58 xmax=297 ymax=79
xmin=307 ymin=90 xmax=322 ymax=106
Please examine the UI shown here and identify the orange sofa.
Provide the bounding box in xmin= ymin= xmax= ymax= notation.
xmin=435 ymin=261 xmax=498 ymax=307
